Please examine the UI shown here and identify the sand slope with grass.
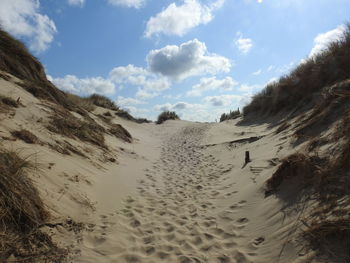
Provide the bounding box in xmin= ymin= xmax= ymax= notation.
xmin=1 ymin=26 xmax=350 ymax=263
xmin=1 ymin=71 xmax=350 ymax=262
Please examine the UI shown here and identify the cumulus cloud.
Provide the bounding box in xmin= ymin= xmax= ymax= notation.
xmin=235 ymin=32 xmax=253 ymax=54
xmin=109 ymin=64 xmax=170 ymax=99
xmin=203 ymin=94 xmax=242 ymax=107
xmin=144 ymin=0 xmax=225 ymax=38
xmin=115 ymin=96 xmax=146 ymax=106
xmin=252 ymin=69 xmax=262 ymax=75
xmin=154 ymin=95 xmax=247 ymax=122
xmin=0 ymin=0 xmax=57 ymax=53
xmin=68 ymin=0 xmax=85 ymax=7
xmin=107 ymin=0 xmax=145 ymax=8
xmin=147 ymin=39 xmax=231 ymax=80
xmin=187 ymin=76 xmax=237 ymax=97
xmin=51 ymin=75 xmax=116 ymax=95
xmin=309 ymin=24 xmax=346 ymax=57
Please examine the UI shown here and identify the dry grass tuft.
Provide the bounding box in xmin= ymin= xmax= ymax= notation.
xmin=1 ymin=95 xmax=18 ymax=108
xmin=47 ymin=114 xmax=107 ymax=149
xmin=66 ymin=93 xmax=95 ymax=112
xmin=0 ymin=148 xmax=68 ymax=262
xmin=0 ymin=30 xmax=47 ymax=84
xmin=11 ymin=129 xmax=39 ymax=144
xmin=265 ymin=153 xmax=324 ymax=195
xmin=156 ymin=111 xmax=179 ymax=124
xmin=108 ymin=124 xmax=132 ymax=143
xmin=87 ymin=94 xmax=119 ymax=111
xmin=115 ymin=109 xmax=151 ymax=123
xmin=303 ymin=218 xmax=350 ymax=261
xmin=0 ymin=149 xmax=48 ymax=230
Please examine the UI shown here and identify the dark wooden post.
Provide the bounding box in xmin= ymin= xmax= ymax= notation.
xmin=245 ymin=151 xmax=251 ymax=164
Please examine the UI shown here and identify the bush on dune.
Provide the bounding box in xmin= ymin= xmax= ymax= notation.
xmin=87 ymin=94 xmax=119 ymax=111
xmin=219 ymin=109 xmax=241 ymax=122
xmin=156 ymin=111 xmax=180 ymax=124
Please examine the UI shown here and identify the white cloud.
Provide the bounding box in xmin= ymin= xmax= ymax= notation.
xmin=109 ymin=64 xmax=171 ymax=99
xmin=68 ymin=0 xmax=85 ymax=7
xmin=235 ymin=32 xmax=253 ymax=54
xmin=203 ymin=94 xmax=242 ymax=107
xmin=309 ymin=24 xmax=346 ymax=57
xmin=154 ymin=94 xmax=247 ymax=122
xmin=115 ymin=96 xmax=146 ymax=106
xmin=147 ymin=39 xmax=231 ymax=80
xmin=252 ymin=69 xmax=262 ymax=75
xmin=267 ymin=65 xmax=275 ymax=72
xmin=135 ymin=89 xmax=159 ymax=99
xmin=107 ymin=0 xmax=145 ymax=8
xmin=51 ymin=75 xmax=116 ymax=95
xmin=237 ymin=84 xmax=262 ymax=93
xmin=144 ymin=0 xmax=225 ymax=38
xmin=187 ymin=76 xmax=237 ymax=97
xmin=0 ymin=0 xmax=57 ymax=53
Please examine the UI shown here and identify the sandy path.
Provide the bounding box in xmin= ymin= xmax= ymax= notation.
xmin=79 ymin=123 xmax=263 ymax=263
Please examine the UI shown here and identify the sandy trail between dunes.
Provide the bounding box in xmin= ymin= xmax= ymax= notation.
xmin=77 ymin=123 xmax=269 ymax=263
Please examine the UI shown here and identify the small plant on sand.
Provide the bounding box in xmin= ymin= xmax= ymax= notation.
xmin=0 ymin=95 xmax=18 ymax=108
xmin=156 ymin=111 xmax=179 ymax=124
xmin=11 ymin=129 xmax=39 ymax=144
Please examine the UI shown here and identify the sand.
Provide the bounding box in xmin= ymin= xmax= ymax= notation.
xmin=0 ymin=74 xmax=315 ymax=262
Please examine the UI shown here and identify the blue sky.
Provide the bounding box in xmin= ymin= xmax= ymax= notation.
xmin=1 ymin=0 xmax=349 ymax=121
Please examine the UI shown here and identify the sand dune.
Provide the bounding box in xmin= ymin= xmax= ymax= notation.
xmin=1 ymin=73 xmax=347 ymax=263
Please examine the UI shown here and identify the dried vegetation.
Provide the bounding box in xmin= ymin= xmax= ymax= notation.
xmin=0 ymin=148 xmax=67 ymax=262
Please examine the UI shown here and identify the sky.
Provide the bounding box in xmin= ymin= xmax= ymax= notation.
xmin=0 ymin=0 xmax=350 ymax=121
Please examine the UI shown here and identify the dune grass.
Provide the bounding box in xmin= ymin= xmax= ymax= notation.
xmin=219 ymin=109 xmax=241 ymax=122
xmin=156 ymin=111 xmax=179 ymax=124
xmin=48 ymin=113 xmax=107 ymax=149
xmin=11 ymin=129 xmax=39 ymax=144
xmin=108 ymin=124 xmax=132 ymax=143
xmin=87 ymin=94 xmax=119 ymax=111
xmin=243 ymin=24 xmax=350 ymax=117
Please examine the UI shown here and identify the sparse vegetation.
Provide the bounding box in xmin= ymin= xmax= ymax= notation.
xmin=11 ymin=129 xmax=39 ymax=144
xmin=219 ymin=109 xmax=241 ymax=122
xmin=47 ymin=113 xmax=107 ymax=149
xmin=66 ymin=93 xmax=96 ymax=112
xmin=0 ymin=95 xmax=18 ymax=108
xmin=108 ymin=124 xmax=132 ymax=143
xmin=243 ymin=24 xmax=350 ymax=117
xmin=265 ymin=153 xmax=324 ymax=196
xmin=115 ymin=109 xmax=151 ymax=123
xmin=156 ymin=111 xmax=179 ymax=124
xmin=88 ymin=94 xmax=119 ymax=111
xmin=0 ymin=148 xmax=67 ymax=262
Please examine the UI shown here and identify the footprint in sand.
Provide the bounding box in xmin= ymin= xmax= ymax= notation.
xmin=236 ymin=217 xmax=249 ymax=224
xmin=252 ymin=237 xmax=265 ymax=246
